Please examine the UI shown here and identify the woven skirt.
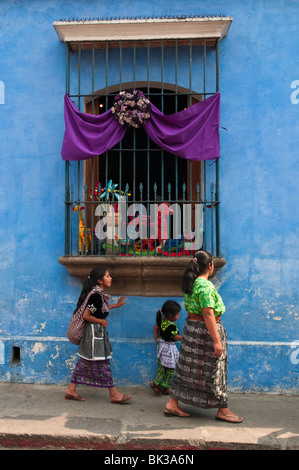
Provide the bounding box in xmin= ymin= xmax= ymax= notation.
xmin=170 ymin=318 xmax=228 ymax=409
xmin=71 ymin=356 xmax=114 ymax=388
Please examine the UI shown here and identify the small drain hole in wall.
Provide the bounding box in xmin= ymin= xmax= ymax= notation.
xmin=12 ymin=346 xmax=21 ymax=364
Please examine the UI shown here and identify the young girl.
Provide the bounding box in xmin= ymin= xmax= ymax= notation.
xmin=150 ymin=300 xmax=182 ymax=395
xmin=65 ymin=265 xmax=132 ymax=404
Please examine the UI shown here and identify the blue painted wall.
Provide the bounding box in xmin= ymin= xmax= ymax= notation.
xmin=0 ymin=0 xmax=298 ymax=393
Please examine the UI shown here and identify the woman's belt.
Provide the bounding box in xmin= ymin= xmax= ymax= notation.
xmin=188 ymin=313 xmax=221 ymax=322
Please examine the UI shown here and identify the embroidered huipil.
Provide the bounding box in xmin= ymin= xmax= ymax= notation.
xmin=160 ymin=320 xmax=179 ymax=341
xmin=184 ymin=278 xmax=226 ymax=317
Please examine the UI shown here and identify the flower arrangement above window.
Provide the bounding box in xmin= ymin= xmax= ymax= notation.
xmin=111 ymin=89 xmax=151 ymax=128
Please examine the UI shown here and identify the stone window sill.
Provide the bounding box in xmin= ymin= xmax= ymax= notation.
xmin=58 ymin=256 xmax=226 ymax=296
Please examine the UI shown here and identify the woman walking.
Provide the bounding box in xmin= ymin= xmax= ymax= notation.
xmin=65 ymin=265 xmax=131 ymax=404
xmin=164 ymin=251 xmax=243 ymax=422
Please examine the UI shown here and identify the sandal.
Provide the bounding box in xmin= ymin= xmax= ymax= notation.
xmin=111 ymin=393 xmax=132 ymax=404
xmin=215 ymin=411 xmax=243 ymax=423
xmin=164 ymin=406 xmax=190 ymax=418
xmin=65 ymin=393 xmax=85 ymax=402
xmin=150 ymin=382 xmax=162 ymax=396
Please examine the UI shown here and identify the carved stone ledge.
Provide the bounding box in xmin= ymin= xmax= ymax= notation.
xmin=58 ymin=256 xmax=226 ymax=296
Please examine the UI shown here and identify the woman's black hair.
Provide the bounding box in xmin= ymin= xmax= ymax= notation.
xmin=74 ymin=265 xmax=109 ymax=313
xmin=156 ymin=300 xmax=181 ymax=328
xmin=182 ymin=251 xmax=213 ymax=294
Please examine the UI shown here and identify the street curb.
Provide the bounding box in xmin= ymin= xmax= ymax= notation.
xmin=0 ymin=433 xmax=293 ymax=451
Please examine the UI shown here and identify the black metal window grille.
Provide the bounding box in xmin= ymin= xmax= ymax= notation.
xmin=64 ymin=39 xmax=221 ymax=258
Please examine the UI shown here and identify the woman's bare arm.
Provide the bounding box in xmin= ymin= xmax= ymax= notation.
xmin=202 ymin=308 xmax=223 ymax=357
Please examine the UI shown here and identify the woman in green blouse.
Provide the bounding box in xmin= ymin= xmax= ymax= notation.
xmin=164 ymin=251 xmax=243 ymax=423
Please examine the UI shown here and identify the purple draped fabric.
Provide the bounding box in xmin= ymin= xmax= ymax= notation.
xmin=61 ymin=92 xmax=220 ymax=162
xmin=61 ymin=95 xmax=127 ymax=161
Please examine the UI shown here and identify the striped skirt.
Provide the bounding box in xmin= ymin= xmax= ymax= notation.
xmin=170 ymin=318 xmax=228 ymax=409
xmin=71 ymin=357 xmax=114 ymax=388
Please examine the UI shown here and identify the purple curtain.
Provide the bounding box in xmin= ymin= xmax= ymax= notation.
xmin=61 ymin=92 xmax=220 ymax=162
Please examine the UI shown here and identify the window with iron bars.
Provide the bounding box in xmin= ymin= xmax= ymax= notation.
xmin=63 ymin=39 xmax=221 ymax=261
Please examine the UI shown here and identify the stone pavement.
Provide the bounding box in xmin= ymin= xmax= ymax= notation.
xmin=0 ymin=382 xmax=298 ymax=451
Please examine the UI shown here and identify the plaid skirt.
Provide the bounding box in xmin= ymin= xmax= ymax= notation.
xmin=170 ymin=318 xmax=228 ymax=409
xmin=71 ymin=356 xmax=114 ymax=388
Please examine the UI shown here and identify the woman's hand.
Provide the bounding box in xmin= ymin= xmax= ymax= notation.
xmin=202 ymin=308 xmax=223 ymax=357
xmin=101 ymin=319 xmax=108 ymax=328
xmin=109 ymin=296 xmax=127 ymax=310
xmin=116 ymin=296 xmax=126 ymax=307
xmin=213 ymin=340 xmax=223 ymax=357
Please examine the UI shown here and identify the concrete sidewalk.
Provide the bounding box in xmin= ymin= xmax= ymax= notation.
xmin=0 ymin=382 xmax=298 ymax=450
